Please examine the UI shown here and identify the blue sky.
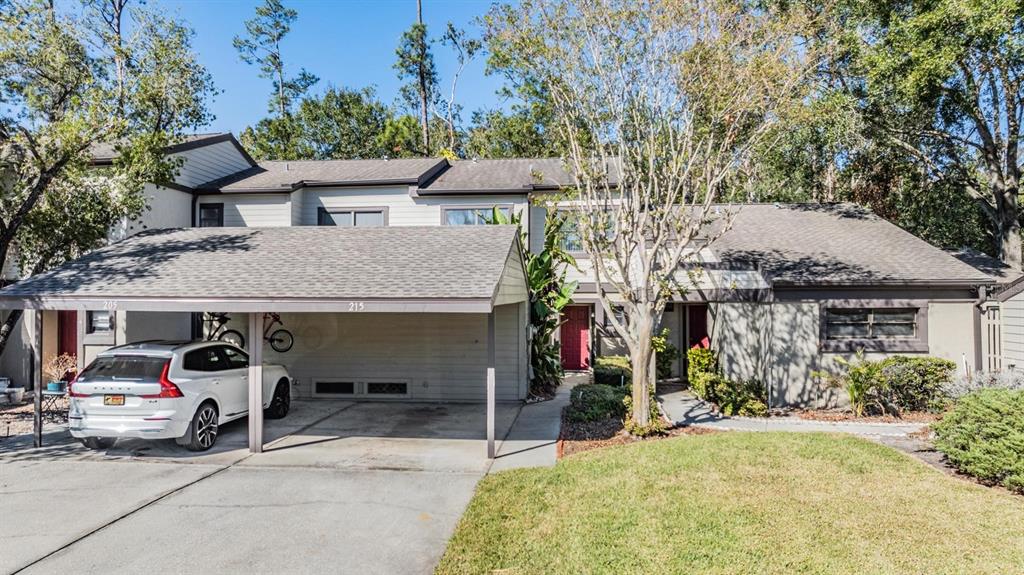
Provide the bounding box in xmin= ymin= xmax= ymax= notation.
xmin=158 ymin=0 xmax=508 ymax=134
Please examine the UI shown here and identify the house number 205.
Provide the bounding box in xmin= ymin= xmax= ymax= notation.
xmin=347 ymin=302 xmax=365 ymax=311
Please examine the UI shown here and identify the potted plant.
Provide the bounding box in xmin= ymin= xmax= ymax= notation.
xmin=43 ymin=354 xmax=77 ymax=392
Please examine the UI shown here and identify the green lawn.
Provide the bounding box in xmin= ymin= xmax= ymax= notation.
xmin=437 ymin=432 xmax=1024 ymax=575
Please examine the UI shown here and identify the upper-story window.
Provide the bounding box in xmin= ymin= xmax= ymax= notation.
xmin=199 ymin=203 xmax=224 ymax=227
xmin=317 ymin=207 xmax=386 ymax=227
xmin=442 ymin=206 xmax=511 ymax=226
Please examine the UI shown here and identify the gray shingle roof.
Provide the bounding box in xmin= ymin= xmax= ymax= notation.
xmin=0 ymin=226 xmax=519 ymax=301
xmin=201 ymin=158 xmax=447 ymax=192
xmin=419 ymin=158 xmax=575 ymax=193
xmin=710 ymin=203 xmax=993 ymax=285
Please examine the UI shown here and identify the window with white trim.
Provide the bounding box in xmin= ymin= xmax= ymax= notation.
xmin=317 ymin=208 xmax=385 ymax=227
xmin=443 ymin=206 xmax=510 ymax=226
xmin=825 ymin=308 xmax=917 ymax=340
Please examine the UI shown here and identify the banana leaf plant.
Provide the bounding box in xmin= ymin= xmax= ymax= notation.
xmin=489 ymin=206 xmax=578 ymax=395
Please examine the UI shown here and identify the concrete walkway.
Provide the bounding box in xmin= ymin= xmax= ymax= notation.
xmin=489 ymin=382 xmax=572 ymax=473
xmin=659 ymin=388 xmax=927 ymax=437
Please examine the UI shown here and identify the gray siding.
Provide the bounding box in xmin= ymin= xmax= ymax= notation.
xmin=301 ymin=187 xmax=530 ymax=228
xmin=217 ymin=307 xmax=527 ymax=402
xmin=173 ymin=141 xmax=252 ymax=188
xmin=195 ymin=193 xmax=292 ymax=227
xmin=1002 ymin=296 xmax=1024 ymax=366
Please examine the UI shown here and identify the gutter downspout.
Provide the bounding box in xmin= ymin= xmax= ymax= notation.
xmin=972 ymin=285 xmax=988 ymax=374
xmin=190 ymin=194 xmax=198 ymax=228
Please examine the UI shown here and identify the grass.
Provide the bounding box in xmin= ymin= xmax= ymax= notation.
xmin=437 ymin=432 xmax=1024 ymax=575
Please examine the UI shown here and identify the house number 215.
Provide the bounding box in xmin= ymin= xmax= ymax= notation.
xmin=347 ymin=302 xmax=365 ymax=312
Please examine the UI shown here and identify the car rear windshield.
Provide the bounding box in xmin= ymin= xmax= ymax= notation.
xmin=76 ymin=356 xmax=168 ymax=383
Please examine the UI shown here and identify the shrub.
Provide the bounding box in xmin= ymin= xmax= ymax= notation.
xmin=594 ymin=356 xmax=632 ymax=386
xmin=817 ymin=354 xmax=954 ymax=416
xmin=652 ymin=329 xmax=680 ymax=380
xmin=568 ymin=384 xmax=629 ymax=422
xmin=714 ymin=378 xmax=768 ymax=417
xmin=945 ymin=369 xmax=1024 ymax=399
xmin=876 ymin=356 xmax=955 ymax=412
xmin=687 ymin=347 xmax=717 ymax=384
xmin=933 ymin=389 xmax=1024 ymax=494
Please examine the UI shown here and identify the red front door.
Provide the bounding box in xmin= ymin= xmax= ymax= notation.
xmin=58 ymin=311 xmax=77 ymax=357
xmin=57 ymin=311 xmax=78 ymax=380
xmin=560 ymin=306 xmax=591 ymax=370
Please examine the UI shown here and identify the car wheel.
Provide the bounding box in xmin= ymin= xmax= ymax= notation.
xmin=183 ymin=402 xmax=219 ymax=451
xmin=265 ymin=380 xmax=290 ymax=419
xmin=81 ymin=437 xmax=115 ymax=450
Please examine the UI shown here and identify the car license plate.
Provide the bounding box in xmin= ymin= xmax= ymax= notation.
xmin=103 ymin=395 xmax=125 ymax=406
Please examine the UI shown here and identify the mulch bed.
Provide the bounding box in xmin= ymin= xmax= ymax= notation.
xmin=794 ymin=409 xmax=939 ymax=424
xmin=558 ymin=407 xmax=718 ymax=459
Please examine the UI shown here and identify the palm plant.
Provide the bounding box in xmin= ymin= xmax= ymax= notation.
xmin=490 ymin=207 xmax=578 ymax=395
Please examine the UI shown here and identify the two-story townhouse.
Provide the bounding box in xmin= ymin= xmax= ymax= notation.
xmin=1 ymin=133 xmax=1011 ymax=412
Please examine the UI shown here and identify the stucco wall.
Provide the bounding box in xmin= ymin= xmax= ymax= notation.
xmin=710 ymin=297 xmax=978 ymax=408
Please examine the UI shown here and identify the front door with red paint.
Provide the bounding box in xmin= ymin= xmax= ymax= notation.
xmin=560 ymin=305 xmax=591 ymax=370
xmin=57 ymin=311 xmax=78 ymax=380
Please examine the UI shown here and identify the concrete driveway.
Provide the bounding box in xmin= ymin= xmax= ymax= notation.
xmin=0 ymin=400 xmax=525 ymax=574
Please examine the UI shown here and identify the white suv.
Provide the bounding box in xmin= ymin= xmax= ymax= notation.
xmin=69 ymin=340 xmax=292 ymax=451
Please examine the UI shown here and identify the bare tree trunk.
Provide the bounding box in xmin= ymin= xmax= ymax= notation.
xmin=628 ymin=311 xmax=655 ymax=428
xmin=996 ymin=184 xmax=1022 ymax=269
xmin=0 ymin=309 xmax=22 ymax=359
xmin=417 ymin=0 xmax=430 ymax=154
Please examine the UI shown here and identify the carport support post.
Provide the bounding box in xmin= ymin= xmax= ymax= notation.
xmin=248 ymin=312 xmax=264 ymax=453
xmin=487 ymin=311 xmax=496 ymax=459
xmin=29 ymin=310 xmax=41 ymax=448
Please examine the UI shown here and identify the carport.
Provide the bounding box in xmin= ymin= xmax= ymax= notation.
xmin=0 ymin=225 xmax=529 ymax=458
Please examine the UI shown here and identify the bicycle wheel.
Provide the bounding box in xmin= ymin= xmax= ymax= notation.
xmin=219 ymin=329 xmax=246 ymax=349
xmin=268 ymin=329 xmax=294 ymax=353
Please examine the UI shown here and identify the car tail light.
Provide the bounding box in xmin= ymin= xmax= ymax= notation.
xmin=67 ymin=373 xmax=88 ymax=398
xmin=141 ymin=361 xmax=184 ymax=399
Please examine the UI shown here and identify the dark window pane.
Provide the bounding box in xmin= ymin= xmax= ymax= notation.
xmin=873 ymin=310 xmax=916 ymax=324
xmin=366 ymin=382 xmax=408 ymax=395
xmin=316 ymin=381 xmax=354 ymax=395
xmin=199 ymin=204 xmax=223 ymax=227
xmin=826 ymin=322 xmax=871 ymax=338
xmin=873 ymin=323 xmax=915 ymax=337
xmin=77 ymin=356 xmax=167 ymax=383
xmin=827 ymin=309 xmax=869 ymax=323
xmin=183 ymin=349 xmax=222 ymax=372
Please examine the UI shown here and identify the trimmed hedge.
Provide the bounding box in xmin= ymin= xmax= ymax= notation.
xmin=568 ymin=384 xmax=629 ymax=422
xmin=594 ymin=356 xmax=632 ymax=386
xmin=933 ymin=389 xmax=1024 ymax=494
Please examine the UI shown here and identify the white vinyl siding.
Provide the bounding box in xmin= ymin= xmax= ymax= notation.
xmin=194 ymin=193 xmax=292 ymax=227
xmin=290 ymin=190 xmax=304 ymax=226
xmin=1002 ymin=297 xmax=1024 ymax=367
xmin=109 ymin=184 xmax=192 ymax=241
xmin=218 ymin=306 xmax=527 ymax=402
xmin=172 ymin=141 xmax=252 ymax=188
xmin=301 ymin=186 xmax=530 ymax=229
